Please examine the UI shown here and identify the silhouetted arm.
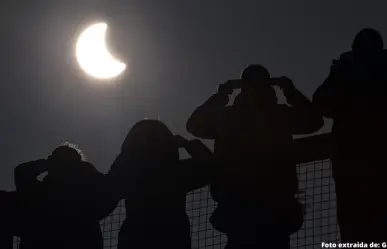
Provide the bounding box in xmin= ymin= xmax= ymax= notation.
xmin=179 ymin=139 xmax=213 ymax=192
xmin=85 ymin=158 xmax=126 ymax=220
xmin=179 ymin=158 xmax=211 ymax=192
xmin=85 ymin=163 xmax=118 ymax=220
xmin=14 ymin=159 xmax=47 ymax=195
xmin=282 ymin=82 xmax=324 ymax=134
xmin=107 ymin=153 xmax=129 ymax=198
xmin=313 ymin=52 xmax=352 ymax=118
xmin=102 ymin=154 xmax=130 ymax=214
xmin=312 ymin=74 xmax=341 ymax=119
xmin=184 ymin=139 xmax=213 ymax=159
xmin=186 ymin=92 xmax=229 ymax=139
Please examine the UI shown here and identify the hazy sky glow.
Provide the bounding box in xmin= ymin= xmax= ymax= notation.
xmin=1 ymin=1 xmax=387 ymax=190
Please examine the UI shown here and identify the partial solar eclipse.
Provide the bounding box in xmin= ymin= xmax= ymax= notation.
xmin=76 ymin=22 xmax=126 ymax=79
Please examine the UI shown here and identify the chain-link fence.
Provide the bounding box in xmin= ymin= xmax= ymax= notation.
xmin=14 ymin=155 xmax=339 ymax=249
xmin=102 ymin=159 xmax=339 ymax=249
xmin=13 ymin=159 xmax=338 ymax=249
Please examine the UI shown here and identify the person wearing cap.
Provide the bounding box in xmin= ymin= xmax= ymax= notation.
xmin=187 ymin=65 xmax=323 ymax=249
xmin=313 ymin=28 xmax=387 ymax=243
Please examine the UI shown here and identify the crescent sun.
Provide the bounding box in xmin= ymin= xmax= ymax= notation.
xmin=76 ymin=22 xmax=126 ymax=79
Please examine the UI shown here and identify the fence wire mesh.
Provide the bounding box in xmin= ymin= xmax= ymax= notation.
xmin=13 ymin=159 xmax=338 ymax=249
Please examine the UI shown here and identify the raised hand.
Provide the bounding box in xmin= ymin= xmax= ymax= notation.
xmin=218 ymin=80 xmax=243 ymax=94
xmin=272 ymin=77 xmax=295 ymax=90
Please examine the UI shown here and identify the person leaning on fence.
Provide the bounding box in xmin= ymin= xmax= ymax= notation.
xmin=313 ymin=28 xmax=387 ymax=243
xmin=106 ymin=119 xmax=213 ymax=249
xmin=14 ymin=143 xmax=106 ymax=249
xmin=186 ymin=64 xmax=324 ymax=249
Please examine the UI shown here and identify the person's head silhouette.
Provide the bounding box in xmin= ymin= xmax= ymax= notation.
xmin=235 ymin=64 xmax=277 ymax=107
xmin=47 ymin=143 xmax=84 ymax=174
xmin=121 ymin=119 xmax=179 ymax=162
xmin=50 ymin=145 xmax=82 ymax=162
xmin=352 ymin=28 xmax=383 ymax=54
xmin=241 ymin=64 xmax=270 ymax=83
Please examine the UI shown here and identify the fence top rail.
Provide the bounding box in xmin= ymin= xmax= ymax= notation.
xmin=293 ymin=133 xmax=332 ymax=164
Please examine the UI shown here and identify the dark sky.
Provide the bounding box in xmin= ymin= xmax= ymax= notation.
xmin=1 ymin=1 xmax=386 ymax=190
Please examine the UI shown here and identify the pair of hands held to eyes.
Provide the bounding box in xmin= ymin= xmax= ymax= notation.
xmin=218 ymin=77 xmax=295 ymax=95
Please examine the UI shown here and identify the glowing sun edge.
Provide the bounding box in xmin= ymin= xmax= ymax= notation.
xmin=76 ymin=23 xmax=126 ymax=79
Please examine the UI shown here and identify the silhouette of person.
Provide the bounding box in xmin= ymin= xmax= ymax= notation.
xmin=107 ymin=119 xmax=212 ymax=249
xmin=187 ymin=65 xmax=323 ymax=249
xmin=15 ymin=143 xmax=105 ymax=249
xmin=313 ymin=28 xmax=387 ymax=243
xmin=0 ymin=191 xmax=18 ymax=249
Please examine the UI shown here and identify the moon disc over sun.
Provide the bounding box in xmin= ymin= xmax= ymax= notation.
xmin=76 ymin=22 xmax=126 ymax=79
